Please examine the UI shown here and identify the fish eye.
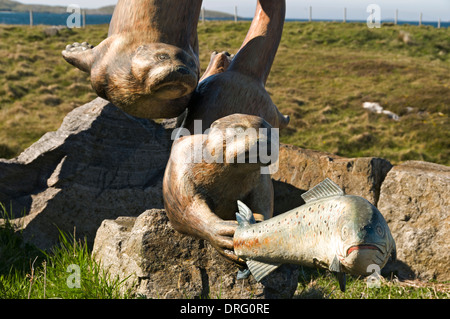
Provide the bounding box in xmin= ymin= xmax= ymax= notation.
xmin=376 ymin=224 xmax=385 ymax=237
xmin=341 ymin=226 xmax=349 ymax=241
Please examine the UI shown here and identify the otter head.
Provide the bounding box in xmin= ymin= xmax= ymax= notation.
xmin=205 ymin=114 xmax=275 ymax=169
xmin=62 ymin=36 xmax=199 ymax=119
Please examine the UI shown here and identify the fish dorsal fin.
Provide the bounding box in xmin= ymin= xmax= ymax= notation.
xmin=246 ymin=260 xmax=281 ymax=282
xmin=301 ymin=178 xmax=344 ymax=203
xmin=236 ymin=200 xmax=256 ymax=227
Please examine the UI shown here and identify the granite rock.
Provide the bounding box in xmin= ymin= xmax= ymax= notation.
xmin=0 ymin=98 xmax=173 ymax=249
xmin=378 ymin=161 xmax=450 ymax=281
xmin=92 ymin=209 xmax=300 ymax=299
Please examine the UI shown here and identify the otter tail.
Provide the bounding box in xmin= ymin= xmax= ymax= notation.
xmin=228 ymin=0 xmax=286 ymax=85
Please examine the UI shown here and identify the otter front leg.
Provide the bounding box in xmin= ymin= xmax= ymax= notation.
xmin=210 ymin=218 xmax=242 ymax=263
xmin=62 ymin=41 xmax=95 ymax=73
xmin=170 ymin=198 xmax=244 ymax=265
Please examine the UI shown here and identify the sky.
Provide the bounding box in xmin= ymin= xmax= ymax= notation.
xmin=18 ymin=0 xmax=450 ymax=21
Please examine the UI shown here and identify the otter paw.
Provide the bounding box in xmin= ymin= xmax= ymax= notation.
xmin=64 ymin=41 xmax=94 ymax=53
xmin=209 ymin=220 xmax=245 ymax=265
xmin=210 ymin=50 xmax=234 ymax=64
xmin=200 ymin=51 xmax=234 ymax=81
xmin=62 ymin=42 xmax=95 ymax=73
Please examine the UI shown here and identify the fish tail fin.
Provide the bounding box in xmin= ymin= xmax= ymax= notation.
xmin=236 ymin=200 xmax=256 ymax=227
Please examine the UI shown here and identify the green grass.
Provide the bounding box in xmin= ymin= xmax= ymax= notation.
xmin=294 ymin=267 xmax=449 ymax=299
xmin=0 ymin=22 xmax=449 ymax=164
xmin=198 ymin=21 xmax=450 ymax=165
xmin=1 ymin=204 xmax=448 ymax=299
xmin=0 ymin=21 xmax=449 ymax=299
xmin=0 ymin=204 xmax=133 ymax=299
xmin=0 ymin=22 xmax=449 ymax=165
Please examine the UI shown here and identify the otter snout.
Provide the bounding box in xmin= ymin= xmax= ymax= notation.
xmin=130 ymin=43 xmax=199 ymax=98
xmin=175 ymin=65 xmax=191 ymax=75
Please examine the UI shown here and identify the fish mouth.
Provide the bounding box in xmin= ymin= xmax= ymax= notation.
xmin=341 ymin=243 xmax=392 ymax=276
xmin=346 ymin=244 xmax=382 ymax=256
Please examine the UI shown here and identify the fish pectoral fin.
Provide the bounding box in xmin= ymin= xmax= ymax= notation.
xmin=237 ymin=268 xmax=251 ymax=280
xmin=390 ymin=241 xmax=397 ymax=262
xmin=329 ymin=255 xmax=347 ymax=292
xmin=336 ymin=272 xmax=346 ymax=292
xmin=247 ymin=260 xmax=281 ymax=282
xmin=329 ymin=255 xmax=342 ymax=272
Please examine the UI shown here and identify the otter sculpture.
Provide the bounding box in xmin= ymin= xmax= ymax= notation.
xmin=181 ymin=0 xmax=289 ymax=133
xmin=163 ymin=114 xmax=275 ymax=264
xmin=62 ymin=0 xmax=202 ymax=119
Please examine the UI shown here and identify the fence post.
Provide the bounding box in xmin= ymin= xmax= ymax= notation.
xmin=438 ymin=18 xmax=441 ymax=28
xmin=82 ymin=10 xmax=86 ymax=28
xmin=395 ymin=9 xmax=398 ymax=25
xmin=419 ymin=12 xmax=422 ymax=26
xmin=343 ymin=7 xmax=346 ymax=23
xmin=234 ymin=6 xmax=237 ymax=22
xmin=29 ymin=9 xmax=33 ymax=27
xmin=309 ymin=6 xmax=312 ymax=22
xmin=201 ymin=7 xmax=205 ymax=23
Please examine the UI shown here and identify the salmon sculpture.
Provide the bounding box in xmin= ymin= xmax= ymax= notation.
xmin=234 ymin=178 xmax=396 ymax=291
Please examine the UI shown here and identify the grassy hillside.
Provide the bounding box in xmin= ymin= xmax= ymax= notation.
xmin=0 ymin=0 xmax=113 ymax=14
xmin=0 ymin=21 xmax=448 ymax=165
xmin=0 ymin=0 xmax=234 ymax=16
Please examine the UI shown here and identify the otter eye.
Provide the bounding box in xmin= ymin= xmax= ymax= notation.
xmin=376 ymin=224 xmax=385 ymax=237
xmin=157 ymin=53 xmax=170 ymax=61
xmin=234 ymin=126 xmax=245 ymax=134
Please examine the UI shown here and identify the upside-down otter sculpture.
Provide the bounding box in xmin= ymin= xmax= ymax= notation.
xmin=62 ymin=0 xmax=202 ymax=119
xmin=181 ymin=0 xmax=290 ymax=133
xmin=163 ymin=114 xmax=275 ymax=264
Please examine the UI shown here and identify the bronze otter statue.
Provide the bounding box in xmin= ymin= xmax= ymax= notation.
xmin=62 ymin=0 xmax=202 ymax=119
xmin=163 ymin=0 xmax=287 ymax=264
xmin=163 ymin=114 xmax=275 ymax=264
xmin=181 ymin=0 xmax=289 ymax=132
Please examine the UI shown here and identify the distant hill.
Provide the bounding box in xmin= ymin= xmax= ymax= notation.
xmin=0 ymin=0 xmax=234 ymax=17
xmin=0 ymin=0 xmax=71 ymax=13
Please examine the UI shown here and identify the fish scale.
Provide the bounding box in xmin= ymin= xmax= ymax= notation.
xmin=233 ymin=178 xmax=396 ymax=292
xmin=235 ymin=196 xmax=345 ymax=267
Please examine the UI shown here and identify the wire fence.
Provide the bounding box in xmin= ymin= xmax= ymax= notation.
xmin=5 ymin=5 xmax=448 ymax=29
xmin=200 ymin=5 xmax=448 ymax=28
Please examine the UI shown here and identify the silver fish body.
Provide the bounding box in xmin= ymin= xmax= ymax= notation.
xmin=233 ymin=178 xmax=396 ymax=290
